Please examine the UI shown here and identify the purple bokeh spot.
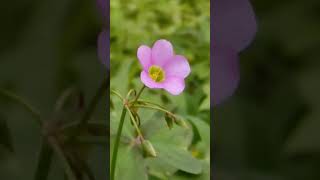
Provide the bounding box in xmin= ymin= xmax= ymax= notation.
xmin=212 ymin=0 xmax=257 ymax=105
xmin=97 ymin=0 xmax=109 ymax=69
xmin=98 ymin=30 xmax=109 ymax=68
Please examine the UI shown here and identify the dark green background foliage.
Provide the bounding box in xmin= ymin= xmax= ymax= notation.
xmin=0 ymin=0 xmax=106 ymax=179
xmin=110 ymin=0 xmax=210 ymax=179
xmin=214 ymin=0 xmax=320 ymax=180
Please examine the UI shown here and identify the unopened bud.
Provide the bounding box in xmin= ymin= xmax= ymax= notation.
xmin=175 ymin=118 xmax=188 ymax=128
xmin=142 ymin=140 xmax=157 ymax=157
xmin=164 ymin=113 xmax=174 ymax=129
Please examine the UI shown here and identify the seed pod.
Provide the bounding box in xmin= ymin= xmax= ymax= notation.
xmin=175 ymin=118 xmax=188 ymax=128
xmin=164 ymin=113 xmax=174 ymax=129
xmin=142 ymin=140 xmax=157 ymax=157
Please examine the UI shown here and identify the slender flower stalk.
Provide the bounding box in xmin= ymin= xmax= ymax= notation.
xmin=111 ymin=90 xmax=124 ymax=101
xmin=34 ymin=139 xmax=53 ymax=180
xmin=48 ymin=137 xmax=77 ymax=180
xmin=80 ymin=79 xmax=108 ymax=125
xmin=133 ymin=104 xmax=175 ymax=117
xmin=133 ymin=85 xmax=146 ymax=102
xmin=110 ymin=107 xmax=127 ymax=180
xmin=125 ymin=106 xmax=144 ymax=138
xmin=111 ymin=85 xmax=146 ymax=180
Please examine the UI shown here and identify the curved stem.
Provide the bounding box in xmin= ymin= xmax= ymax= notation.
xmin=111 ymin=90 xmax=124 ymax=102
xmin=54 ymin=87 xmax=78 ymax=112
xmin=80 ymin=79 xmax=108 ymax=125
xmin=0 ymin=89 xmax=42 ymax=125
xmin=137 ymin=100 xmax=167 ymax=109
xmin=126 ymin=89 xmax=136 ymax=100
xmin=48 ymin=137 xmax=77 ymax=180
xmin=133 ymin=104 xmax=175 ymax=117
xmin=111 ymin=107 xmax=127 ymax=180
xmin=125 ymin=106 xmax=144 ymax=139
xmin=133 ymin=85 xmax=145 ymax=103
xmin=111 ymin=85 xmax=146 ymax=180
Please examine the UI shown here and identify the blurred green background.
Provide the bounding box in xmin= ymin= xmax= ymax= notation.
xmin=110 ymin=0 xmax=210 ymax=179
xmin=2 ymin=0 xmax=319 ymax=180
xmin=214 ymin=0 xmax=320 ymax=179
xmin=0 ymin=0 xmax=107 ymax=179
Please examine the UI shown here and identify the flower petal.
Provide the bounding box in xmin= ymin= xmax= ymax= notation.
xmin=151 ymin=39 xmax=174 ymax=67
xmin=212 ymin=46 xmax=240 ymax=105
xmin=137 ymin=45 xmax=152 ymax=70
xmin=98 ymin=30 xmax=109 ymax=69
xmin=140 ymin=71 xmax=163 ymax=89
xmin=163 ymin=77 xmax=185 ymax=95
xmin=164 ymin=55 xmax=191 ymax=78
xmin=213 ymin=0 xmax=257 ymax=51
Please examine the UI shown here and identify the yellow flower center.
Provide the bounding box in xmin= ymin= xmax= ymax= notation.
xmin=148 ymin=65 xmax=165 ymax=82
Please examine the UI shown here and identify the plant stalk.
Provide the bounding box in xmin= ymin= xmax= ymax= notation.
xmin=111 ymin=85 xmax=146 ymax=180
xmin=110 ymin=107 xmax=127 ymax=180
xmin=0 ymin=89 xmax=42 ymax=125
xmin=34 ymin=139 xmax=53 ymax=180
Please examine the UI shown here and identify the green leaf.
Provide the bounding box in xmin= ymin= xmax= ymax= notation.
xmin=152 ymin=143 xmax=202 ymax=175
xmin=186 ymin=116 xmax=210 ymax=146
xmin=186 ymin=116 xmax=210 ymax=159
xmin=171 ymin=160 xmax=210 ymax=180
xmin=115 ymin=145 xmax=148 ymax=180
xmin=146 ymin=115 xmax=193 ymax=148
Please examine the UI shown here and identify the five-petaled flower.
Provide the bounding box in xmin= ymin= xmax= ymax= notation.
xmin=137 ymin=40 xmax=191 ymax=95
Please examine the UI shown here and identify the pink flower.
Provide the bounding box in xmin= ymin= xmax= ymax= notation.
xmin=137 ymin=40 xmax=191 ymax=95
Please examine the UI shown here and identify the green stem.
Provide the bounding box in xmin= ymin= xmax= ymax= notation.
xmin=68 ymin=79 xmax=108 ymax=140
xmin=0 ymin=89 xmax=42 ymax=125
xmin=133 ymin=85 xmax=145 ymax=103
xmin=54 ymin=87 xmax=77 ymax=112
xmin=110 ymin=85 xmax=146 ymax=180
xmin=111 ymin=90 xmax=124 ymax=102
xmin=125 ymin=106 xmax=144 ymax=138
xmin=34 ymin=139 xmax=53 ymax=180
xmin=111 ymin=107 xmax=127 ymax=180
xmin=137 ymin=100 xmax=167 ymax=109
xmin=80 ymin=79 xmax=108 ymax=125
xmin=134 ymin=104 xmax=175 ymax=117
xmin=126 ymin=89 xmax=136 ymax=100
xmin=48 ymin=137 xmax=77 ymax=180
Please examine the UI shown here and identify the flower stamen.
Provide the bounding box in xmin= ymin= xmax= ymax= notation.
xmin=148 ymin=65 xmax=165 ymax=82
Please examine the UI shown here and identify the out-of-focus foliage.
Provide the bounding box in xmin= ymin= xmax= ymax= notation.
xmin=0 ymin=0 xmax=106 ymax=179
xmin=110 ymin=0 xmax=210 ymax=179
xmin=110 ymin=0 xmax=210 ymax=76
xmin=214 ymin=0 xmax=320 ymax=180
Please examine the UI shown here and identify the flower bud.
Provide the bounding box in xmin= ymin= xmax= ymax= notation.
xmin=142 ymin=140 xmax=157 ymax=157
xmin=175 ymin=118 xmax=188 ymax=128
xmin=164 ymin=113 xmax=174 ymax=129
